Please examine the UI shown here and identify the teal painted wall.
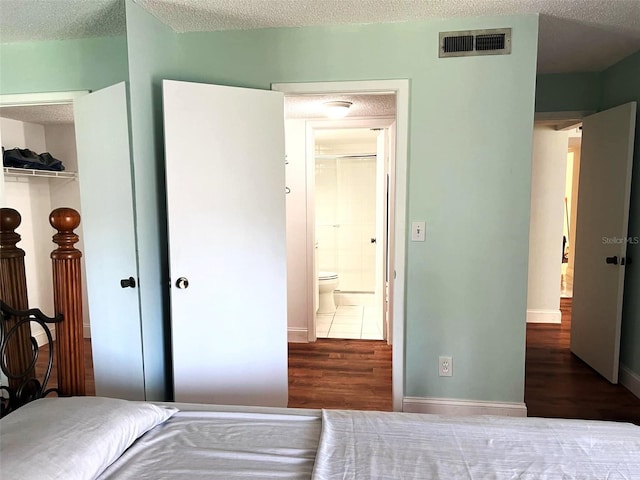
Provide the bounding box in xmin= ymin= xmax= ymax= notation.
xmin=0 ymin=36 xmax=128 ymax=94
xmin=124 ymin=0 xmax=180 ymax=401
xmin=601 ymin=50 xmax=640 ymax=378
xmin=0 ymin=14 xmax=539 ymax=405
xmin=174 ymin=15 xmax=539 ymax=403
xmin=535 ymin=72 xmax=602 ymax=113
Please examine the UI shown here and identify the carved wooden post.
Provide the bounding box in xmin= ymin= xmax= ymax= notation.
xmin=0 ymin=208 xmax=34 ymax=390
xmin=50 ymin=208 xmax=85 ymax=396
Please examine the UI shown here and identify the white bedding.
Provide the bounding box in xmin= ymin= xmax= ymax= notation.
xmin=97 ymin=409 xmax=321 ymax=479
xmin=312 ymin=409 xmax=640 ymax=479
xmin=3 ymin=398 xmax=640 ymax=480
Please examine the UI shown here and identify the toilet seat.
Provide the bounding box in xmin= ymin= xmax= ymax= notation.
xmin=318 ymin=271 xmax=338 ymax=280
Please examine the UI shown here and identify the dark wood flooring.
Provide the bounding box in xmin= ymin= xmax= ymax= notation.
xmin=35 ymin=303 xmax=640 ymax=424
xmin=525 ymin=297 xmax=640 ymax=424
xmin=35 ymin=340 xmax=96 ymax=396
xmin=288 ymin=339 xmax=392 ymax=411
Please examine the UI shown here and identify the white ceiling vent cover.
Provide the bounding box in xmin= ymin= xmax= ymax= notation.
xmin=439 ymin=28 xmax=511 ymax=58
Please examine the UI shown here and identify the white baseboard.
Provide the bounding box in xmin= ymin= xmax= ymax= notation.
xmin=35 ymin=325 xmax=91 ymax=345
xmin=526 ymin=309 xmax=561 ymax=324
xmin=620 ymin=364 xmax=640 ymax=400
xmin=288 ymin=327 xmax=308 ymax=343
xmin=403 ymin=396 xmax=527 ymax=417
xmin=34 ymin=326 xmax=56 ymax=347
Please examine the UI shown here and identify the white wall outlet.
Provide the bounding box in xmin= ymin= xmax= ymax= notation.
xmin=439 ymin=356 xmax=453 ymax=377
xmin=411 ymin=221 xmax=426 ymax=241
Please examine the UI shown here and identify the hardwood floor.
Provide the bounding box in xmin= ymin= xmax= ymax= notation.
xmin=288 ymin=339 xmax=392 ymax=411
xmin=35 ymin=339 xmax=96 ymax=396
xmin=525 ymin=297 xmax=640 ymax=424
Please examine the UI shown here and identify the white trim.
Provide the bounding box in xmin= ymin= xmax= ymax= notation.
xmin=620 ymin=364 xmax=640 ymax=400
xmin=403 ymin=396 xmax=528 ymax=417
xmin=0 ymin=90 xmax=89 ymax=107
xmin=273 ymin=80 xmax=409 ymax=412
xmin=526 ymin=309 xmax=562 ymax=324
xmin=287 ymin=327 xmax=309 ymax=343
xmin=34 ymin=326 xmax=56 ymax=347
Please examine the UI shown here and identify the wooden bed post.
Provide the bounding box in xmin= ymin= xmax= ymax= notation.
xmin=0 ymin=208 xmax=34 ymax=390
xmin=50 ymin=208 xmax=86 ymax=396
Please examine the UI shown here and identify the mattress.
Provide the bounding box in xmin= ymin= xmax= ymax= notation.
xmin=2 ymin=397 xmax=640 ymax=480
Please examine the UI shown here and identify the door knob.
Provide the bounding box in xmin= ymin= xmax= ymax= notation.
xmin=176 ymin=277 xmax=189 ymax=289
xmin=605 ymin=256 xmax=618 ymax=265
xmin=371 ymin=238 xmax=377 ymax=244
xmin=120 ymin=277 xmax=136 ymax=288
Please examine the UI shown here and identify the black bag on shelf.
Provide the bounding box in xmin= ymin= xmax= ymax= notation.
xmin=2 ymin=147 xmax=65 ymax=171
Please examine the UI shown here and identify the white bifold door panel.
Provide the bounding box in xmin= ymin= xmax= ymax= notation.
xmin=571 ymin=102 xmax=637 ymax=383
xmin=74 ymin=82 xmax=145 ymax=400
xmin=163 ymin=80 xmax=288 ymax=407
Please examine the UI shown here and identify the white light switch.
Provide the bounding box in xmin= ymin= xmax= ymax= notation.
xmin=411 ymin=221 xmax=426 ymax=241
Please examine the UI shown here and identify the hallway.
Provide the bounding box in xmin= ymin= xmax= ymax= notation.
xmin=525 ymin=298 xmax=640 ymax=424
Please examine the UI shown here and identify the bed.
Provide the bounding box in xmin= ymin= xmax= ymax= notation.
xmin=2 ymin=395 xmax=640 ymax=480
xmin=2 ymin=211 xmax=640 ymax=479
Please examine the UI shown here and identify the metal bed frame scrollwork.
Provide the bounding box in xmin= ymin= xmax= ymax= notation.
xmin=0 ymin=300 xmax=62 ymax=417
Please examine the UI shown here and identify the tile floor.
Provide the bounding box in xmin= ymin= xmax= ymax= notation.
xmin=316 ymin=305 xmax=384 ymax=340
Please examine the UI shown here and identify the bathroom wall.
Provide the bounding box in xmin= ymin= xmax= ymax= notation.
xmin=315 ymin=129 xmax=378 ymax=292
xmin=316 ymin=156 xmax=377 ymax=291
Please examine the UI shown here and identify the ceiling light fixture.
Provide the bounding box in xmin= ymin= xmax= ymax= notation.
xmin=323 ymin=101 xmax=352 ymax=118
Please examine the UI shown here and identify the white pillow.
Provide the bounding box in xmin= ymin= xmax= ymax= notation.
xmin=0 ymin=396 xmax=178 ymax=480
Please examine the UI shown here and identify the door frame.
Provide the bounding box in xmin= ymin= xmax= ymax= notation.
xmin=273 ymin=80 xmax=409 ymax=411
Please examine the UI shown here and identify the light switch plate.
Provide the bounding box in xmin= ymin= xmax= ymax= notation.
xmin=411 ymin=221 xmax=426 ymax=241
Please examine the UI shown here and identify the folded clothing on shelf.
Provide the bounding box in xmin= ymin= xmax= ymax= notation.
xmin=2 ymin=147 xmax=65 ymax=171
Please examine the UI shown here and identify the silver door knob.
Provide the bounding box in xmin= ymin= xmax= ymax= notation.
xmin=176 ymin=277 xmax=189 ymax=289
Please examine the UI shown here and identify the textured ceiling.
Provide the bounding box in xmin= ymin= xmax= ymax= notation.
xmin=0 ymin=0 xmax=638 ymax=73
xmin=285 ymin=94 xmax=396 ymax=119
xmin=0 ymin=0 xmax=125 ymax=42
xmin=0 ymin=104 xmax=75 ymax=125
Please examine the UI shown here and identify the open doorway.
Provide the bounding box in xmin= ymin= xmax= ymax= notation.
xmin=528 ymin=102 xmax=637 ymax=397
xmin=283 ymin=99 xmax=395 ymax=342
xmin=312 ymin=126 xmax=389 ymax=341
xmin=527 ymin=122 xmax=581 ymax=325
xmin=0 ymin=101 xmax=91 ymax=341
xmin=274 ymin=80 xmax=409 ymax=411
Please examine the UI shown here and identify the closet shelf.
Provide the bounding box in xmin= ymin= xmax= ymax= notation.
xmin=3 ymin=167 xmax=77 ymax=181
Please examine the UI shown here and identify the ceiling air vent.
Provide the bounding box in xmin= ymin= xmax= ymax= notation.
xmin=439 ymin=28 xmax=511 ymax=58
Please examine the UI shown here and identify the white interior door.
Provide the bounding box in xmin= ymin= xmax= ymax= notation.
xmin=570 ymin=101 xmax=637 ymax=383
xmin=163 ymin=80 xmax=288 ymax=407
xmin=74 ymin=82 xmax=145 ymax=400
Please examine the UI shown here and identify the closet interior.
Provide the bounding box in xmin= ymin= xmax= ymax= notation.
xmin=1 ymin=104 xmax=91 ymax=340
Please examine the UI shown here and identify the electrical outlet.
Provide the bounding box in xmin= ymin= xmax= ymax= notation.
xmin=439 ymin=356 xmax=453 ymax=377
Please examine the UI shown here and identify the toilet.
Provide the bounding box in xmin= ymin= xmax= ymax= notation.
xmin=318 ymin=271 xmax=339 ymax=314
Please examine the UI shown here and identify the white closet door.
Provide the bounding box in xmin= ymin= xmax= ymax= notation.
xmin=570 ymin=102 xmax=636 ymax=383
xmin=163 ymin=80 xmax=288 ymax=407
xmin=74 ymin=82 xmax=145 ymax=400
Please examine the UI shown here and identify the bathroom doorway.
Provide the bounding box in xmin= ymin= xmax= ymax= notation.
xmin=314 ymin=126 xmax=387 ymax=340
xmin=280 ymin=92 xmax=397 ymax=344
xmin=275 ymin=79 xmax=409 ymax=411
